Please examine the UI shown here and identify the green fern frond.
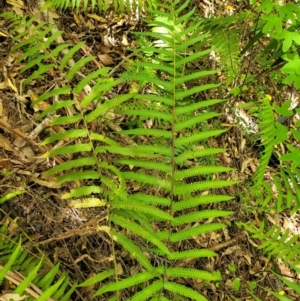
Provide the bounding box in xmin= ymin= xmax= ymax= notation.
xmin=168 ymin=249 xmax=217 ymax=260
xmin=114 ymin=159 xmax=171 ymax=172
xmin=94 ymin=270 xmax=156 ymax=296
xmin=111 ymin=200 xmax=172 ymax=220
xmin=44 ymin=157 xmax=97 ymax=177
xmin=175 ymin=180 xmax=237 ymax=195
xmin=41 ymin=129 xmax=88 ymax=145
xmin=33 ymin=86 xmax=71 ymax=108
xmin=166 ymin=268 xmax=221 ymax=281
xmin=175 ymin=130 xmax=226 ymax=148
xmin=130 ymin=280 xmax=164 ymax=301
xmin=203 ymin=13 xmax=248 ymax=85
xmin=175 ymin=166 xmax=233 ymax=181
xmin=175 ymin=148 xmax=226 ymax=165
xmin=170 ymin=223 xmax=225 ymax=243
xmin=79 ymin=269 xmax=115 ymax=287
xmin=172 ymin=210 xmax=233 ymax=226
xmin=62 ymin=186 xmax=103 ymax=199
xmin=129 ymin=194 xmax=171 ymax=206
xmin=163 ymin=281 xmax=208 ymax=301
xmin=57 ymin=170 xmax=100 ymax=182
xmin=122 ymin=171 xmax=170 ymax=189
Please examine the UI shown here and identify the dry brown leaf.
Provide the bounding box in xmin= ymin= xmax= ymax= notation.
xmin=0 ymin=158 xmax=11 ymax=169
xmin=7 ymin=0 xmax=24 ymax=8
xmin=97 ymin=44 xmax=111 ymax=53
xmin=87 ymin=14 xmax=107 ymax=22
xmin=98 ymin=53 xmax=114 ymax=65
xmin=0 ymin=293 xmax=27 ymax=301
xmin=121 ymin=34 xmax=129 ymax=46
xmin=223 ymin=245 xmax=241 ymax=255
xmin=86 ymin=20 xmax=95 ymax=30
xmin=0 ymin=82 xmax=6 ymax=90
xmin=0 ymin=135 xmax=14 ymax=151
xmin=73 ymin=13 xmax=82 ymax=25
xmin=249 ymin=260 xmax=262 ymax=275
xmin=21 ymin=146 xmax=35 ymax=160
xmin=30 ymin=94 xmax=50 ymax=112
xmin=6 ymin=78 xmax=18 ymax=93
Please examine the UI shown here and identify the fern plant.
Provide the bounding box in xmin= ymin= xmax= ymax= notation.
xmin=0 ymin=0 xmax=239 ymax=299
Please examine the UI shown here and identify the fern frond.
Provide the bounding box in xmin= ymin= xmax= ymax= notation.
xmin=175 ymin=148 xmax=226 ymax=165
xmin=172 ymin=210 xmax=233 ymax=226
xmin=79 ymin=269 xmax=115 ymax=288
xmin=122 ymin=171 xmax=170 ymax=189
xmin=170 ymin=223 xmax=225 ymax=242
xmin=114 ymin=159 xmax=171 ymax=172
xmin=175 ymin=180 xmax=237 ymax=195
xmin=68 ymin=197 xmax=106 ymax=208
xmin=62 ymin=186 xmax=103 ymax=199
xmin=175 ymin=130 xmax=226 ymax=147
xmin=168 ymin=249 xmax=217 ymax=260
xmin=94 ymin=270 xmax=156 ymax=296
xmin=44 ymin=157 xmax=97 ymax=177
xmin=130 ymin=280 xmax=164 ymax=301
xmin=164 ymin=281 xmax=208 ymax=301
xmin=175 ymin=166 xmax=233 ymax=181
xmin=41 ymin=129 xmax=88 ymax=145
xmin=129 ymin=194 xmax=171 ymax=206
xmin=111 ymin=199 xmax=173 ymax=220
xmin=166 ymin=268 xmax=221 ymax=281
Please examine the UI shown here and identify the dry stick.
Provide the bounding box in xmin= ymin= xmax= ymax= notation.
xmin=210 ymin=235 xmax=241 ymax=251
xmin=0 ymin=118 xmax=64 ymax=164
xmin=0 ymin=118 xmax=40 ymax=147
xmin=108 ymin=52 xmax=136 ymax=77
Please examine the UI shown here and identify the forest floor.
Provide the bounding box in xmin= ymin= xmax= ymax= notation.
xmin=0 ymin=0 xmax=300 ymax=300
